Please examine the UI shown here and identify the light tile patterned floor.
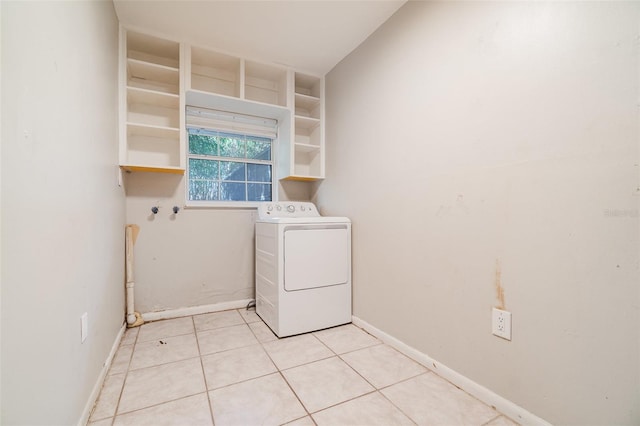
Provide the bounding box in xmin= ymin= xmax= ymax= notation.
xmin=88 ymin=309 xmax=519 ymax=426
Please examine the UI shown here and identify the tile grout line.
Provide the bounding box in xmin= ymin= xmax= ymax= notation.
xmin=126 ymin=354 xmax=203 ymax=374
xmin=135 ymin=331 xmax=194 ymax=344
xmin=108 ymin=326 xmax=139 ymax=425
xmin=291 ymin=341 xmax=411 ymax=420
xmin=106 ymin=317 xmax=214 ymax=422
xmin=84 ymin=327 xmax=133 ymax=425
xmin=275 ymin=370 xmax=315 ymax=422
xmin=257 ymin=336 xmax=315 ymax=423
xmin=284 ymin=328 xmax=429 ymax=423
xmin=113 ymin=392 xmax=213 ymax=420
xmin=275 ymin=330 xmax=376 ymax=422
xmin=376 ymin=387 xmax=420 ymax=426
xmin=251 ymin=317 xmax=318 ymax=424
xmin=480 ymin=414 xmax=504 ymax=426
xmin=192 ymin=315 xmax=217 ymax=426
xmin=335 ymin=351 xmax=378 ymax=391
xmin=199 ymin=310 xmax=279 ymax=394
xmin=317 ymin=335 xmax=432 ymax=424
xmin=236 ymin=308 xmax=317 ymax=425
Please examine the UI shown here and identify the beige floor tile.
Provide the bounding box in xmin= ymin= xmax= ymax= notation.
xmin=484 ymin=415 xmax=520 ymax=426
xmin=197 ymin=324 xmax=258 ymax=355
xmin=88 ymin=418 xmax=113 ymax=426
xmin=202 ymin=344 xmax=277 ymax=389
xmin=193 ymin=310 xmax=245 ymax=332
xmin=248 ymin=320 xmax=278 ymax=343
xmin=129 ymin=333 xmax=199 ymax=370
xmin=113 ymin=393 xmax=213 ymax=426
xmin=109 ymin=344 xmax=134 ymax=375
xmin=312 ymin=392 xmax=414 ymax=426
xmin=314 ymin=324 xmax=380 ymax=354
xmin=239 ymin=308 xmax=262 ymax=324
xmin=341 ymin=344 xmax=426 ymax=388
xmin=262 ymin=333 xmax=333 ymax=370
xmin=137 ymin=317 xmax=194 ymax=343
xmin=90 ymin=373 xmax=125 ymax=421
xmin=121 ymin=327 xmax=139 ymax=346
xmin=381 ymin=372 xmax=498 ymax=425
xmin=102 ymin=315 xmax=517 ymax=426
xmin=210 ymin=373 xmax=306 ymax=425
xmin=283 ymin=416 xmax=316 ymax=426
xmin=118 ymin=358 xmax=206 ymax=414
xmin=282 ymin=357 xmax=374 ymax=413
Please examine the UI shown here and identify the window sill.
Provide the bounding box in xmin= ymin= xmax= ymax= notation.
xmin=184 ymin=201 xmax=267 ymax=209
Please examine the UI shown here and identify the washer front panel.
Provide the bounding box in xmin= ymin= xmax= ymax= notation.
xmin=284 ymin=226 xmax=350 ymax=291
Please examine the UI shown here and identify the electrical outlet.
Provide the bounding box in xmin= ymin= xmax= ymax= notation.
xmin=492 ymin=308 xmax=511 ymax=340
xmin=81 ymin=312 xmax=88 ymax=343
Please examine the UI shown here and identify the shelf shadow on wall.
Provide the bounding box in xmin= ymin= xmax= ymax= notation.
xmin=122 ymin=171 xmax=183 ymax=198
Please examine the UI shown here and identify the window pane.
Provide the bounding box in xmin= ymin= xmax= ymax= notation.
xmin=246 ymin=138 xmax=271 ymax=160
xmin=220 ymin=182 xmax=246 ymax=201
xmin=186 ymin=125 xmax=273 ymax=203
xmin=189 ymin=133 xmax=218 ymax=156
xmin=219 ymin=136 xmax=245 ymax=158
xmin=220 ymin=161 xmax=246 ymax=181
xmin=247 ymin=164 xmax=271 ymax=183
xmin=248 ymin=183 xmax=272 ymax=201
xmin=189 ymin=180 xmax=218 ymax=201
xmin=189 ymin=159 xmax=218 ymax=180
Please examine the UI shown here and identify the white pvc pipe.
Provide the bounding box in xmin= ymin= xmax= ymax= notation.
xmin=125 ymin=225 xmax=144 ymax=327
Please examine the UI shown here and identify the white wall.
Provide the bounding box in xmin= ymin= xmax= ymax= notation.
xmin=1 ymin=1 xmax=124 ymax=424
xmin=124 ymin=174 xmax=310 ymax=313
xmin=315 ymin=2 xmax=640 ymax=424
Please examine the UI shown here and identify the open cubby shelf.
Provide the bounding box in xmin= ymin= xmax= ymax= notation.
xmin=120 ymin=29 xmax=184 ymax=173
xmin=127 ymin=59 xmax=179 ymax=94
xmin=120 ymin=28 xmax=324 ymax=179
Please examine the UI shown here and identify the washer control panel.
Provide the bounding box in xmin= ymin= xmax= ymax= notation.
xmin=258 ymin=202 xmax=320 ymax=219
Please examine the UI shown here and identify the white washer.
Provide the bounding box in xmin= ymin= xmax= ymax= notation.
xmin=255 ymin=202 xmax=351 ymax=337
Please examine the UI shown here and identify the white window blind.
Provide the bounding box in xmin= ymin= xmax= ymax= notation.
xmin=186 ymin=106 xmax=277 ymax=139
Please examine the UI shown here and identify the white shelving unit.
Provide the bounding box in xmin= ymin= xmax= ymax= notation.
xmin=119 ymin=28 xmax=324 ymax=180
xmin=119 ymin=29 xmax=185 ymax=174
xmin=288 ymin=72 xmax=324 ymax=180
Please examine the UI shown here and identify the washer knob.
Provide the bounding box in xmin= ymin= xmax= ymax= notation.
xmin=276 ymin=205 xmax=282 ymax=211
xmin=301 ymin=205 xmax=306 ymax=211
xmin=287 ymin=204 xmax=295 ymax=213
xmin=267 ymin=205 xmax=273 ymax=211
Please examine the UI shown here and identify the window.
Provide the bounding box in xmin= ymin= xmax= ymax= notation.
xmin=186 ymin=107 xmax=277 ymax=204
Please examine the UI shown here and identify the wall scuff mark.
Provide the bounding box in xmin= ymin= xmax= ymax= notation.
xmin=495 ymin=259 xmax=506 ymax=310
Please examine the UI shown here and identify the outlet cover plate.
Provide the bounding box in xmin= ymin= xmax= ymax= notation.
xmin=492 ymin=308 xmax=511 ymax=340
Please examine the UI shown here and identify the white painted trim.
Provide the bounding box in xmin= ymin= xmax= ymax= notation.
xmin=352 ymin=316 xmax=552 ymax=426
xmin=141 ymin=299 xmax=254 ymax=322
xmin=77 ymin=323 xmax=126 ymax=426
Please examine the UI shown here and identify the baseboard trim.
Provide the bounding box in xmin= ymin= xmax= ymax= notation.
xmin=77 ymin=322 xmax=126 ymax=426
xmin=351 ymin=316 xmax=551 ymax=426
xmin=141 ymin=299 xmax=254 ymax=323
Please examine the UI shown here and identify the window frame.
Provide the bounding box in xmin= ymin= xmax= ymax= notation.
xmin=182 ymin=98 xmax=292 ymax=210
xmin=185 ymin=119 xmax=278 ymax=209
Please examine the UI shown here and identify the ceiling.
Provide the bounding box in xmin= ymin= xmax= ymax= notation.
xmin=112 ymin=0 xmax=406 ymax=76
